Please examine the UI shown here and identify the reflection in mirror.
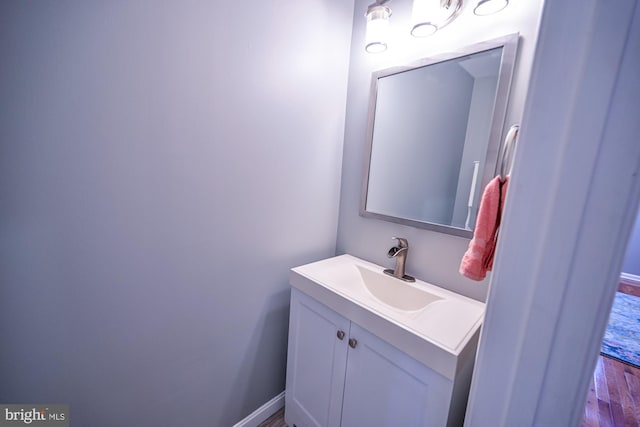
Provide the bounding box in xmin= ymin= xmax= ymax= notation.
xmin=361 ymin=34 xmax=518 ymax=238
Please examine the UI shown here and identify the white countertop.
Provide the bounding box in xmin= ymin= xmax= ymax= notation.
xmin=290 ymin=254 xmax=486 ymax=380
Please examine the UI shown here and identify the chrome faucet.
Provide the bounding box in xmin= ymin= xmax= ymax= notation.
xmin=383 ymin=237 xmax=415 ymax=282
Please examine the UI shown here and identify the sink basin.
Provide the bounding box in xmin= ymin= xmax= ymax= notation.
xmin=356 ymin=266 xmax=442 ymax=311
xmin=289 ymin=254 xmax=485 ymax=379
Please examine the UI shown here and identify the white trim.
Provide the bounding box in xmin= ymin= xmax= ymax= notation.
xmin=620 ymin=272 xmax=640 ymax=286
xmin=232 ymin=391 xmax=285 ymax=427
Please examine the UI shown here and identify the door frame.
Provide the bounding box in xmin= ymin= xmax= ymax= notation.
xmin=465 ymin=0 xmax=640 ymax=425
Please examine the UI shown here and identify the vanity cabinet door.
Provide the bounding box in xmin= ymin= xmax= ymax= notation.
xmin=285 ymin=289 xmax=351 ymax=427
xmin=340 ymin=323 xmax=453 ymax=427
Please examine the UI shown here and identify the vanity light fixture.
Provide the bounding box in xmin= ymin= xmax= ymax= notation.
xmin=473 ymin=0 xmax=509 ymax=16
xmin=365 ymin=0 xmax=392 ymax=53
xmin=410 ymin=0 xmax=463 ymax=38
xmin=365 ymin=0 xmax=510 ymax=52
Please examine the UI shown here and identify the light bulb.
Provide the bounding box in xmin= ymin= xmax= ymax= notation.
xmin=474 ymin=0 xmax=509 ymax=16
xmin=411 ymin=0 xmax=462 ymax=38
xmin=365 ymin=5 xmax=391 ymax=53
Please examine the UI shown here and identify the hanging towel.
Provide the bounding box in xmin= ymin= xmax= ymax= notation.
xmin=459 ymin=176 xmax=509 ymax=281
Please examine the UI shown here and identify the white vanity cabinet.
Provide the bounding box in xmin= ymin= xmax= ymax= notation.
xmin=285 ymin=288 xmax=350 ymax=427
xmin=285 ymin=289 xmax=455 ymax=427
xmin=284 ymin=255 xmax=484 ymax=427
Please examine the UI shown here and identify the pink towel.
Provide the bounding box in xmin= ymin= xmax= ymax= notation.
xmin=459 ymin=176 xmax=509 ymax=281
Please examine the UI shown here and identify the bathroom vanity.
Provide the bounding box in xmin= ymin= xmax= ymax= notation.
xmin=284 ymin=255 xmax=485 ymax=427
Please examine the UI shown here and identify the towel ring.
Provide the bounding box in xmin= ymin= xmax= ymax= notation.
xmin=499 ymin=124 xmax=519 ymax=181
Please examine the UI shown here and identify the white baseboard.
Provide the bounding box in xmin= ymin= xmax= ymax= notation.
xmin=620 ymin=272 xmax=640 ymax=286
xmin=232 ymin=391 xmax=285 ymax=427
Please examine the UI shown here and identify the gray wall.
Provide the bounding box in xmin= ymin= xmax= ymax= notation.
xmin=0 ymin=1 xmax=353 ymax=426
xmin=337 ymin=0 xmax=543 ymax=301
xmin=622 ymin=212 xmax=640 ymax=276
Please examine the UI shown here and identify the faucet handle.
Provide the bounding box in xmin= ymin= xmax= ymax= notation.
xmin=391 ymin=237 xmax=409 ymax=248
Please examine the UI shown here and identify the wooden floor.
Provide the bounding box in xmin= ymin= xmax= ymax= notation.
xmin=581 ymin=356 xmax=640 ymax=427
xmin=257 ymin=408 xmax=286 ymax=427
xmin=619 ymin=281 xmax=640 ymax=298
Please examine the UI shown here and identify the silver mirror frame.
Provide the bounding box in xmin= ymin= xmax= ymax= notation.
xmin=360 ymin=33 xmax=519 ymax=238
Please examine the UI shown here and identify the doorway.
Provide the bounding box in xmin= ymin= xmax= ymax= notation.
xmin=581 ymin=214 xmax=640 ymax=426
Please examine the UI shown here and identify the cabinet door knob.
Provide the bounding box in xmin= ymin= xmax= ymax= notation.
xmin=348 ymin=338 xmax=358 ymax=349
xmin=337 ymin=330 xmax=345 ymax=340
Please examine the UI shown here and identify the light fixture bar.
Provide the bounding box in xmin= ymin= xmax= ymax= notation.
xmin=365 ymin=0 xmax=508 ymax=53
xmin=410 ymin=0 xmax=463 ymax=38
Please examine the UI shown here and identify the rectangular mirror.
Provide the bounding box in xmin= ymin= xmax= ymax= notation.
xmin=360 ymin=34 xmax=519 ymax=238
